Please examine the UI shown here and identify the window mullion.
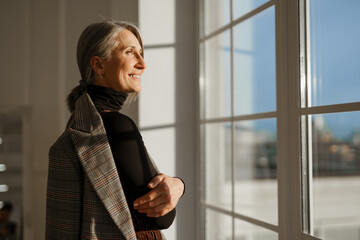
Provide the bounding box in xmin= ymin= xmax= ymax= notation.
xmin=299 ymin=0 xmax=311 ymax=234
xmin=287 ymin=0 xmax=303 ymax=239
xmin=276 ymin=0 xmax=303 ymax=240
xmin=229 ymin=0 xmax=235 ymax=238
xmin=198 ymin=0 xmax=206 ymax=238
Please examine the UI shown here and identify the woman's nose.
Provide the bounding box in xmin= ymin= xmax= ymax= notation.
xmin=136 ymin=56 xmax=146 ymax=69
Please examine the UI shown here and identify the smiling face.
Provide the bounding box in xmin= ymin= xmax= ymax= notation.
xmin=92 ymin=29 xmax=146 ymax=93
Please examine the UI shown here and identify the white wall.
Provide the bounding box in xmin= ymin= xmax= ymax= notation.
xmin=0 ymin=0 xmax=197 ymax=239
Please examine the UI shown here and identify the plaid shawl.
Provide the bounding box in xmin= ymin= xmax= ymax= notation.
xmin=46 ymin=92 xmax=165 ymax=240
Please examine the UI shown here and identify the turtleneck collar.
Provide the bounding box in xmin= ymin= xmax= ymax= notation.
xmin=87 ymin=85 xmax=128 ymax=112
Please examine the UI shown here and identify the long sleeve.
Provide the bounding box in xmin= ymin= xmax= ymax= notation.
xmin=101 ymin=112 xmax=176 ymax=230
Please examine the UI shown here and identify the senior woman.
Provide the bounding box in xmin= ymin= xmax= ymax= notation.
xmin=46 ymin=21 xmax=184 ymax=240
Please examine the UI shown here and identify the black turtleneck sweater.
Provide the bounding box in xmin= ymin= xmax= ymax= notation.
xmin=87 ymin=85 xmax=175 ymax=239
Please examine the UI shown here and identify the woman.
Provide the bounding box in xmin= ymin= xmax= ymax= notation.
xmin=46 ymin=20 xmax=185 ymax=240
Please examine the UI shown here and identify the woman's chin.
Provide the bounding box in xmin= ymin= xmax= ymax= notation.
xmin=131 ymin=85 xmax=142 ymax=93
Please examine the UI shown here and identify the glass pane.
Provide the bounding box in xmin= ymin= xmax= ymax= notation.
xmin=308 ymin=0 xmax=360 ymax=106
xmin=234 ymin=118 xmax=277 ymax=225
xmin=204 ymin=0 xmax=230 ymax=36
xmin=139 ymin=48 xmax=175 ymax=127
xmin=233 ymin=0 xmax=270 ymax=20
xmin=204 ymin=31 xmax=231 ymax=119
xmin=310 ymin=112 xmax=360 ymax=240
xmin=141 ymin=128 xmax=175 ymax=176
xmin=206 ymin=208 xmax=233 ymax=240
xmin=233 ymin=7 xmax=276 ymax=116
xmin=205 ymin=122 xmax=232 ymax=210
xmin=139 ymin=0 xmax=175 ymax=45
xmin=235 ymin=218 xmax=278 ymax=240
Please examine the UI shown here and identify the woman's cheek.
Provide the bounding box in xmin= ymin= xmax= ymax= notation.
xmin=119 ymin=70 xmax=129 ymax=91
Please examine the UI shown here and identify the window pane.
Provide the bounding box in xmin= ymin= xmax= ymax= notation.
xmin=311 ymin=111 xmax=360 ymax=239
xmin=234 ymin=118 xmax=277 ymax=224
xmin=139 ymin=48 xmax=175 ymax=127
xmin=204 ymin=122 xmax=232 ymax=210
xmin=235 ymin=218 xmax=278 ymax=240
xmin=206 ymin=208 xmax=233 ymax=240
xmin=139 ymin=0 xmax=175 ymax=45
xmin=232 ymin=0 xmax=270 ymax=20
xmin=204 ymin=0 xmax=230 ymax=36
xmin=233 ymin=7 xmax=276 ymax=116
xmin=141 ymin=128 xmax=175 ymax=176
xmin=308 ymin=0 xmax=360 ymax=106
xmin=204 ymin=31 xmax=231 ymax=119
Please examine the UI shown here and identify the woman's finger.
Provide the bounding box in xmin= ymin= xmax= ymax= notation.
xmin=147 ymin=173 xmax=165 ymax=188
xmin=138 ymin=202 xmax=171 ymax=217
xmin=133 ymin=189 xmax=162 ymax=208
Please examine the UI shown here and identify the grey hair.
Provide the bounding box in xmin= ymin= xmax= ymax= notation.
xmin=66 ymin=20 xmax=143 ymax=112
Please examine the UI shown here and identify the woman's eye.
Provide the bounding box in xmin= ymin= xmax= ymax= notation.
xmin=125 ymin=49 xmax=142 ymax=57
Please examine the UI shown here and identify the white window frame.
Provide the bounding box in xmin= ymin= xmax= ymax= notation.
xmin=198 ymin=0 xmax=360 ymax=239
xmin=198 ymin=0 xmax=283 ymax=238
xmin=299 ymin=0 xmax=360 ymax=238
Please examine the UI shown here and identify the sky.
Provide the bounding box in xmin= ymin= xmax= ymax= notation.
xmin=218 ymin=0 xmax=360 ymax=140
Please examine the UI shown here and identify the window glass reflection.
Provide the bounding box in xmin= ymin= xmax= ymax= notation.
xmin=141 ymin=128 xmax=175 ymax=176
xmin=233 ymin=6 xmax=276 ymax=116
xmin=235 ymin=218 xmax=278 ymax=240
xmin=204 ymin=122 xmax=232 ymax=211
xmin=204 ymin=0 xmax=230 ymax=36
xmin=206 ymin=208 xmax=233 ymax=240
xmin=232 ymin=0 xmax=270 ymax=20
xmin=204 ymin=31 xmax=231 ymax=119
xmin=308 ymin=0 xmax=360 ymax=106
xmin=139 ymin=48 xmax=175 ymax=127
xmin=311 ymin=111 xmax=360 ymax=240
xmin=234 ymin=118 xmax=277 ymax=225
xmin=139 ymin=0 xmax=175 ymax=45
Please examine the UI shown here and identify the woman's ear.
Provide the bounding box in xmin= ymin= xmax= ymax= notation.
xmin=90 ymin=56 xmax=104 ymax=75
